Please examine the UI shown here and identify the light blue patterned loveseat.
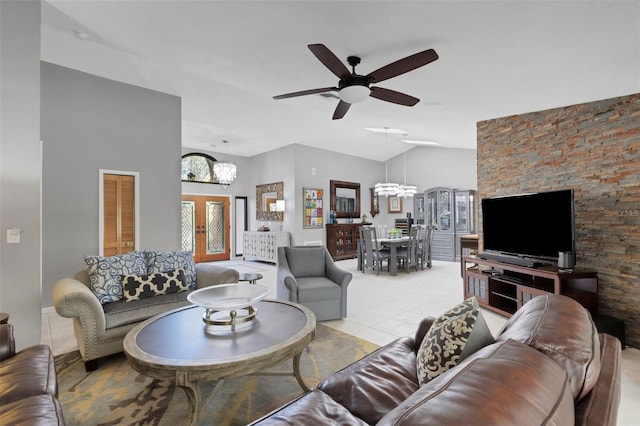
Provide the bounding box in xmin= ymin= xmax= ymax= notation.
xmin=52 ymin=250 xmax=238 ymax=371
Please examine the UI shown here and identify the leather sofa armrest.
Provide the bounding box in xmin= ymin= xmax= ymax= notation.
xmin=575 ymin=333 xmax=622 ymax=426
xmin=52 ymin=278 xmax=106 ymax=331
xmin=195 ymin=263 xmax=239 ymax=288
xmin=413 ymin=317 xmax=436 ymax=352
xmin=0 ymin=323 xmax=16 ymax=361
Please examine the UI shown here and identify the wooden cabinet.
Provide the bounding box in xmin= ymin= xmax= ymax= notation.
xmin=326 ymin=224 xmax=362 ymax=260
xmin=243 ymin=231 xmax=290 ymax=263
xmin=463 ymin=256 xmax=598 ymax=317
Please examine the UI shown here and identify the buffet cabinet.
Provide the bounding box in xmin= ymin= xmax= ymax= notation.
xmin=243 ymin=231 xmax=290 ymax=263
xmin=423 ymin=187 xmax=476 ymax=262
xmin=463 ymin=256 xmax=598 ymax=317
xmin=326 ymin=223 xmax=362 ymax=261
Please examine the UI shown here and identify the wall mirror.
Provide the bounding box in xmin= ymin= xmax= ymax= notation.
xmin=330 ymin=180 xmax=361 ymax=218
xmin=256 ymin=181 xmax=283 ymax=221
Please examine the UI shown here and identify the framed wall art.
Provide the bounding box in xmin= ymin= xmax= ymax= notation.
xmin=388 ymin=196 xmax=403 ymax=213
xmin=303 ymin=188 xmax=323 ymax=228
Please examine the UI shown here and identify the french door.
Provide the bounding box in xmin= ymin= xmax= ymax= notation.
xmin=181 ymin=195 xmax=230 ymax=262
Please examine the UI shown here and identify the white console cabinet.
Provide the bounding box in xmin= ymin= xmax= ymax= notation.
xmin=243 ymin=231 xmax=290 ymax=263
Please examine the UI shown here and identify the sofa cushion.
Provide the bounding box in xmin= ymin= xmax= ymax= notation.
xmin=122 ymin=268 xmax=189 ymax=302
xmin=378 ymin=339 xmax=575 ymax=426
xmin=251 ymin=390 xmax=368 ymax=426
xmin=318 ymin=337 xmax=419 ymax=425
xmin=0 ymin=345 xmax=57 ymax=405
xmin=103 ymin=291 xmax=191 ymax=329
xmin=285 ymin=247 xmax=326 ymax=277
xmin=0 ymin=394 xmax=66 ymax=426
xmin=295 ymin=277 xmax=341 ymax=301
xmin=85 ymin=251 xmax=147 ymax=304
xmin=144 ymin=250 xmax=197 ymax=289
xmin=496 ymin=293 xmax=601 ymax=401
xmin=416 ymin=308 xmax=494 ymax=385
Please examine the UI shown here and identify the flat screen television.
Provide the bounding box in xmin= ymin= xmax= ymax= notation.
xmin=481 ymin=189 xmax=575 ymax=265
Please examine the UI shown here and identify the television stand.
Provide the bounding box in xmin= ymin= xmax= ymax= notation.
xmin=463 ymin=256 xmax=598 ymax=317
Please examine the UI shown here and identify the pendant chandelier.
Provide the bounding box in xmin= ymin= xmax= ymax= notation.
xmin=374 ymin=127 xmax=400 ymax=197
xmin=397 ymin=139 xmax=417 ymax=198
xmin=213 ymin=140 xmax=237 ymax=186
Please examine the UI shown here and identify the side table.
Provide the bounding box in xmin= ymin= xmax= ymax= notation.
xmin=238 ymin=273 xmax=263 ymax=284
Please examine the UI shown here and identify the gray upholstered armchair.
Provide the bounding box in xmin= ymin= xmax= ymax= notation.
xmin=277 ymin=246 xmax=352 ymax=321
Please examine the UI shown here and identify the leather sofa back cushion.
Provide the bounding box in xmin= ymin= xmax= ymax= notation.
xmin=285 ymin=247 xmax=326 ymax=277
xmin=318 ymin=337 xmax=419 ymax=425
xmin=495 ymin=294 xmax=601 ymax=401
xmin=377 ymin=339 xmax=575 ymax=426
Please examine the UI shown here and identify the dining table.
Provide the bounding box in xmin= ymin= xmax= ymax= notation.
xmin=377 ymin=236 xmax=411 ymax=276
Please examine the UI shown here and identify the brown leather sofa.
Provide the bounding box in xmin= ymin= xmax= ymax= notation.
xmin=252 ymin=294 xmax=622 ymax=425
xmin=0 ymin=324 xmax=66 ymax=425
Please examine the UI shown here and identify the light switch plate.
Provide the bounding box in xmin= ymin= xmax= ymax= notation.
xmin=7 ymin=228 xmax=21 ymax=244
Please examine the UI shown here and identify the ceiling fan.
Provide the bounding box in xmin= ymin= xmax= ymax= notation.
xmin=273 ymin=44 xmax=439 ymax=120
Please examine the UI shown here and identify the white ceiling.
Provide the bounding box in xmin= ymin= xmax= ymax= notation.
xmin=41 ymin=1 xmax=640 ymax=161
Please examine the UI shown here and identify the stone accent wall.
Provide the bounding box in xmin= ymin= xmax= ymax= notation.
xmin=477 ymin=93 xmax=640 ymax=348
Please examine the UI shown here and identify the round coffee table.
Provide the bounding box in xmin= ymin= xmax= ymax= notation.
xmin=123 ymin=299 xmax=315 ymax=426
xmin=238 ymin=272 xmax=263 ymax=284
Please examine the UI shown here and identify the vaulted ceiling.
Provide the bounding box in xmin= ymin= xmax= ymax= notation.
xmin=41 ymin=1 xmax=640 ymax=161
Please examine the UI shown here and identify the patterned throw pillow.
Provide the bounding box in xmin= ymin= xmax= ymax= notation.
xmin=121 ymin=268 xmax=188 ymax=302
xmin=144 ymin=250 xmax=197 ymax=290
xmin=84 ymin=251 xmax=147 ymax=304
xmin=416 ymin=299 xmax=495 ymax=385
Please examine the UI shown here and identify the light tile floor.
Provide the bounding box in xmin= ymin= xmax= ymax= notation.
xmin=42 ymin=258 xmax=640 ymax=425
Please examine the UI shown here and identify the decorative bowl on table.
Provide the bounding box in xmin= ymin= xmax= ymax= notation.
xmin=187 ymin=284 xmax=268 ymax=329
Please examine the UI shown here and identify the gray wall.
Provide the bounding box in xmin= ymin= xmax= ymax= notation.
xmin=0 ymin=0 xmax=42 ymax=349
xmin=41 ymin=62 xmax=182 ymax=307
xmin=186 ymin=143 xmax=477 ymax=249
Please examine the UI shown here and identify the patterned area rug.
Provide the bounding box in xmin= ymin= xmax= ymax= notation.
xmin=56 ymin=324 xmax=379 ymax=426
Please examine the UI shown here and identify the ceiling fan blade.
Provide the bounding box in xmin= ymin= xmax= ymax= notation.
xmin=273 ymin=87 xmax=337 ymax=100
xmin=308 ymin=44 xmax=351 ymax=79
xmin=367 ymin=48 xmax=438 ymax=84
xmin=370 ymin=87 xmax=420 ymax=106
xmin=332 ymin=100 xmax=351 ymax=120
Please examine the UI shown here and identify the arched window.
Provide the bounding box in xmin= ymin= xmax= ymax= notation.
xmin=181 ymin=153 xmax=217 ymax=183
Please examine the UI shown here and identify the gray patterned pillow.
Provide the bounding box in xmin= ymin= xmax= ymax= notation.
xmin=121 ymin=268 xmax=188 ymax=302
xmin=84 ymin=251 xmax=147 ymax=304
xmin=144 ymin=250 xmax=197 ymax=289
xmin=416 ymin=304 xmax=494 ymax=385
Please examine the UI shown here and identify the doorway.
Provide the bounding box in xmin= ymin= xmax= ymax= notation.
xmin=100 ymin=170 xmax=140 ymax=256
xmin=181 ymin=195 xmax=231 ymax=262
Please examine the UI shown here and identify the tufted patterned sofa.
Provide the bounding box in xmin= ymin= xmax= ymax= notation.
xmin=52 ymin=258 xmax=238 ymax=371
xmin=252 ymin=294 xmax=621 ymax=425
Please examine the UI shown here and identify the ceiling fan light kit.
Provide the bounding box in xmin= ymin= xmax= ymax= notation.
xmin=273 ymin=43 xmax=438 ymax=119
xmin=338 ymin=85 xmax=371 ymax=104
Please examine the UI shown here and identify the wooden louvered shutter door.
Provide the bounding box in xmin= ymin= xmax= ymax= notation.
xmin=103 ymin=174 xmax=136 ymax=256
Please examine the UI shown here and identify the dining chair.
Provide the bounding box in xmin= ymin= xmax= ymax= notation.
xmin=360 ymin=226 xmax=390 ymax=275
xmin=417 ymin=225 xmax=436 ymax=269
xmin=396 ymin=225 xmax=420 ymax=273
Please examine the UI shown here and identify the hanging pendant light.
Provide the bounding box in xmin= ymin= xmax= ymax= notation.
xmin=374 ymin=127 xmax=400 ymax=197
xmin=397 ymin=137 xmax=417 ymax=198
xmin=213 ymin=140 xmax=237 ymax=186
